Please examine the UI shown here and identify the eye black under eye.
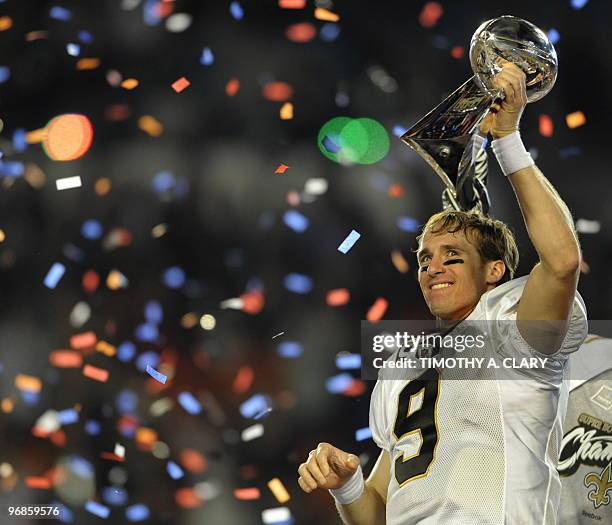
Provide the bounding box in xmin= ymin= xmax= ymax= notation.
xmin=419 ymin=265 xmax=429 ymax=272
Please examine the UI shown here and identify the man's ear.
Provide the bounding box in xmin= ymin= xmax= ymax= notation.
xmin=486 ymin=260 xmax=506 ymax=285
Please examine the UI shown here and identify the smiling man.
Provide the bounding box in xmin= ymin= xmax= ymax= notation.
xmin=298 ymin=61 xmax=588 ymax=524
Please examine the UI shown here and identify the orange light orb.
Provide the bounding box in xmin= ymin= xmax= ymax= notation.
xmin=43 ymin=114 xmax=93 ymax=161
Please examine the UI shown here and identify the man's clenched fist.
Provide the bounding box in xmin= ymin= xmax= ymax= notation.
xmin=297 ymin=442 xmax=360 ymax=493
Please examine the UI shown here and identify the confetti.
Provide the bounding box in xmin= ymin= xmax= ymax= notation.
xmin=179 ymin=449 xmax=207 ymax=473
xmin=200 ymin=47 xmax=214 ymax=65
xmin=0 ymin=16 xmax=13 ymax=31
xmin=171 ymin=76 xmax=190 ymax=93
xmin=82 ymin=364 xmax=109 ymax=382
xmin=336 ymin=353 xmax=361 ymax=369
xmin=268 ymin=478 xmax=290 ymax=503
xmin=419 ymin=2 xmax=443 ymax=27
xmin=177 ymin=391 xmax=202 ymax=414
xmin=230 ymin=2 xmax=244 ymax=20
xmin=66 ymin=43 xmax=80 ymax=56
xmin=121 ymin=78 xmax=139 ymax=90
xmin=575 ymin=219 xmax=600 ymax=234
xmin=0 ymin=66 xmax=9 ymax=83
xmin=397 ymin=216 xmax=420 ymax=232
xmin=355 ymin=427 xmax=373 ymax=441
xmin=283 ymin=273 xmax=313 ymax=294
xmin=70 ymin=331 xmax=97 ymax=350
xmin=571 ymin=0 xmax=589 ymax=9
xmin=241 ymin=423 xmax=264 ymax=442
xmin=167 ymin=460 xmax=184 ymax=480
xmin=44 ymin=262 xmax=66 ymax=289
xmin=49 ymin=6 xmax=72 ymax=21
xmin=539 ymin=114 xmax=554 ymax=137
xmin=314 ymin=7 xmax=340 ymax=22
xmin=262 ymin=507 xmax=292 ymax=524
xmin=304 ymin=178 xmax=328 ymax=195
xmin=138 ymin=115 xmax=163 ymax=136
xmin=226 ymin=78 xmax=240 ymax=96
xmin=146 ymin=364 xmax=168 ymax=384
xmin=547 ymin=28 xmax=560 ymax=45
xmin=166 ymin=13 xmax=192 ymax=32
xmin=280 ymin=102 xmax=294 ymax=120
xmin=55 ymin=176 xmax=82 ymax=190
xmin=240 ymin=395 xmax=271 ymax=418
xmin=320 ymin=23 xmax=341 ymax=42
xmin=283 ymin=210 xmax=309 ymax=233
xmin=234 ymin=487 xmax=261 ymax=500
xmin=271 ymin=331 xmax=285 ymax=339
xmin=286 ymin=22 xmax=316 ymax=43
xmin=326 ymin=373 xmax=353 ymax=394
xmin=451 ymin=46 xmax=464 ymax=59
xmin=15 ymin=374 xmax=42 ymax=393
xmin=85 ymin=501 xmax=110 ymax=519
xmin=262 ymin=82 xmax=294 ymax=102
xmin=125 ymin=504 xmax=150 ymax=522
xmin=566 ymin=111 xmax=586 ymax=129
xmin=25 ymin=476 xmax=52 ymax=489
xmin=326 ymin=288 xmax=350 ymax=306
xmin=391 ymin=250 xmax=410 ymax=273
xmin=279 ymin=0 xmax=306 ymax=8
xmin=366 ymin=297 xmax=388 ymax=322
xmin=275 ymin=163 xmax=290 ymax=174
xmin=58 ymin=408 xmax=79 ymax=425
xmin=277 ymin=341 xmax=303 ymax=358
xmin=338 ymin=229 xmax=361 ymax=254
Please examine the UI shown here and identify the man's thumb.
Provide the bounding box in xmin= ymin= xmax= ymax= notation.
xmin=344 ymin=454 xmax=359 ymax=471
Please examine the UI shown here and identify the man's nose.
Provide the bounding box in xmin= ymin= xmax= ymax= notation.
xmin=427 ymin=256 xmax=446 ymax=277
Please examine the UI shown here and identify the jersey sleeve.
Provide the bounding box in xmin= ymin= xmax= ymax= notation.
xmin=369 ymin=379 xmax=391 ymax=452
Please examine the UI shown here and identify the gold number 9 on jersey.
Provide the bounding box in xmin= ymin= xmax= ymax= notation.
xmin=393 ymin=368 xmax=441 ymax=486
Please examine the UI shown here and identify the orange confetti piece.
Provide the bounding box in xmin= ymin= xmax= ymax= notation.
xmin=234 ymin=487 xmax=261 ymax=500
xmin=280 ymin=102 xmax=293 ymax=120
xmin=366 ymin=297 xmax=388 ymax=322
xmin=95 ymin=177 xmax=112 ymax=196
xmin=179 ymin=449 xmax=207 ymax=474
xmin=106 ymin=269 xmax=128 ymax=290
xmin=233 ymin=366 xmax=254 ymax=394
xmin=96 ymin=341 xmax=116 ymax=357
xmin=15 ymin=374 xmax=42 ymax=393
xmin=138 ymin=115 xmax=164 ymax=137
xmin=25 ymin=30 xmax=49 ymax=41
xmin=171 ymin=76 xmax=191 ymax=93
xmin=26 ymin=128 xmax=46 ymax=144
xmin=539 ymin=114 xmax=554 ymax=137
xmin=343 ymin=379 xmax=367 ymax=397
xmin=314 ymin=7 xmax=339 ymax=22
xmin=391 ymin=250 xmax=410 ymax=273
xmin=1 ymin=398 xmax=14 ymax=413
xmin=82 ymin=270 xmax=100 ymax=293
xmin=286 ymin=22 xmax=316 ymax=43
xmin=49 ymin=430 xmax=67 ymax=448
xmin=275 ymin=163 xmax=290 ymax=174
xmin=70 ymin=331 xmax=97 ymax=350
xmin=326 ymin=288 xmax=350 ymax=306
xmin=0 ymin=17 xmax=13 ymax=31
xmin=121 ymin=78 xmax=139 ymax=90
xmin=49 ymin=350 xmax=83 ymax=368
xmin=76 ymin=58 xmax=101 ymax=70
xmin=451 ymin=46 xmax=464 ymax=59
xmin=175 ymin=488 xmax=202 ymax=508
xmin=135 ymin=427 xmax=158 ymax=448
xmin=181 ymin=312 xmax=199 ymax=328
xmin=262 ymin=82 xmax=294 ymax=102
xmin=279 ymin=0 xmax=305 ymax=8
xmin=43 ymin=114 xmax=93 ymax=161
xmin=267 ymin=478 xmax=290 ymax=503
xmin=419 ymin=2 xmax=443 ymax=28
xmin=25 ymin=476 xmax=51 ymax=490
xmin=566 ymin=111 xmax=586 ymax=129
xmin=240 ymin=290 xmax=265 ymax=314
xmin=226 ymin=78 xmax=240 ymax=96
xmin=387 ymin=184 xmax=404 ymax=198
xmin=82 ymin=364 xmax=109 ymax=383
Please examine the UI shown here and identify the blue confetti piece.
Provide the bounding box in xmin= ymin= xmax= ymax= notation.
xmin=70 ymin=456 xmax=94 ymax=478
xmin=355 ymin=427 xmax=372 ymax=441
xmin=397 ymin=216 xmax=420 ymax=232
xmin=135 ymin=322 xmax=158 ymax=342
xmin=239 ymin=394 xmax=271 ymax=419
xmin=146 ymin=364 xmax=167 ymax=384
xmin=66 ymin=43 xmax=80 ymax=56
xmin=85 ymin=501 xmax=110 ymax=519
xmin=135 ymin=350 xmax=160 ymax=372
xmin=84 ymin=420 xmax=101 ymax=435
xmin=0 ymin=160 xmax=24 ymax=177
xmin=116 ymin=390 xmax=138 ymax=414
xmin=52 ymin=501 xmax=73 ymax=523
xmin=163 ymin=266 xmax=186 ymax=289
xmin=44 ymin=262 xmax=66 ymax=289
xmin=12 ymin=129 xmax=27 ymax=152
xmin=338 ymin=229 xmax=361 ymax=254
xmin=102 ymin=486 xmax=128 ymax=506
xmin=336 ymin=353 xmax=361 ymax=370
xmin=81 ymin=219 xmax=103 ymax=240
xmin=320 ymin=23 xmax=341 ymax=42
xmin=322 ymin=134 xmax=341 ymax=153
xmin=0 ymin=66 xmax=10 ymax=83
xmin=78 ymin=30 xmax=93 ymax=43
xmin=325 ymin=373 xmax=353 ymax=394
xmin=152 ymin=171 xmax=175 ymax=192
xmin=178 ymin=391 xmax=202 ymax=415
xmin=571 ymin=0 xmax=588 ymax=9
xmin=21 ymin=390 xmax=40 ymax=405
xmin=144 ymin=300 xmax=163 ymax=324
xmin=277 ymin=341 xmax=303 ymax=358
xmin=62 ymin=243 xmax=84 ymax=263
xmin=143 ymin=0 xmax=162 ymax=26
xmin=167 ymin=460 xmax=184 ymax=480
xmin=283 ymin=273 xmax=313 ymax=294
xmin=50 ymin=6 xmax=72 ymax=21
xmin=392 ymin=125 xmax=408 ymax=138
xmin=200 ymin=47 xmax=214 ymax=65
xmin=547 ymin=28 xmax=560 ymax=45
xmin=117 ymin=341 xmax=136 ymax=362
xmin=283 ymin=210 xmax=310 ymax=233
xmin=254 ymin=407 xmax=273 ymax=420
xmin=58 ymin=408 xmax=79 ymax=425
xmin=230 ymin=1 xmax=244 ymax=20
xmin=125 ymin=504 xmax=150 ymax=522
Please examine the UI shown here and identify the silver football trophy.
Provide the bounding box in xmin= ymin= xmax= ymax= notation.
xmin=401 ymin=16 xmax=558 ymax=213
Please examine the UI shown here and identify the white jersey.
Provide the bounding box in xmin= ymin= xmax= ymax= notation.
xmin=369 ymin=276 xmax=587 ymax=525
xmin=558 ymin=335 xmax=612 ymax=524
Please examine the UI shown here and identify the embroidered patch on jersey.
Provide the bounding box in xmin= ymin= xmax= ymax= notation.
xmin=591 ymin=385 xmax=612 ymax=411
xmin=584 ymin=464 xmax=612 ymax=509
xmin=558 ymin=413 xmax=612 ymax=476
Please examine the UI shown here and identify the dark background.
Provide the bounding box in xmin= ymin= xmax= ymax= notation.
xmin=0 ymin=0 xmax=609 ymax=523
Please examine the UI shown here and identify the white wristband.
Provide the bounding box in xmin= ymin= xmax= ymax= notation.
xmin=329 ymin=465 xmax=364 ymax=505
xmin=491 ymin=131 xmax=535 ymax=176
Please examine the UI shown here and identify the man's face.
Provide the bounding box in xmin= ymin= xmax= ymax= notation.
xmin=417 ymin=229 xmax=492 ymax=320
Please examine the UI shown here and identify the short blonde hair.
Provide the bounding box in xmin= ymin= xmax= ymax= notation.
xmin=417 ymin=210 xmax=519 ymax=284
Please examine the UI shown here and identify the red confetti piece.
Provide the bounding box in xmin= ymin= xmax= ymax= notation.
xmin=262 ymin=82 xmax=294 ymax=102
xmin=25 ymin=477 xmax=52 ymax=489
xmin=278 ymin=0 xmax=305 ymax=8
xmin=419 ymin=2 xmax=444 ymax=28
xmin=100 ymin=452 xmax=125 ymax=462
xmin=226 ymin=78 xmax=240 ymax=96
xmin=539 ymin=114 xmax=554 ymax=137
xmin=70 ymin=331 xmax=97 ymax=350
xmin=179 ymin=449 xmax=208 ymax=474
xmin=387 ymin=184 xmax=404 ymax=198
xmin=275 ymin=163 xmax=290 ymax=174
xmin=82 ymin=270 xmax=100 ymax=293
xmin=451 ymin=46 xmax=464 ymax=59
xmin=343 ymin=379 xmax=367 ymax=397
xmin=172 ymin=76 xmax=191 ymax=93
xmin=366 ymin=297 xmax=388 ymax=322
xmin=49 ymin=350 xmax=83 ymax=368
xmin=82 ymin=364 xmax=109 ymax=382
xmin=240 ymin=290 xmax=265 ymax=314
xmin=326 ymin=288 xmax=350 ymax=306
xmin=234 ymin=487 xmax=261 ymax=500
xmin=50 ymin=430 xmax=67 ymax=447
xmin=233 ymin=366 xmax=254 ymax=394
xmin=175 ymin=488 xmax=203 ymax=508
xmin=285 ymin=22 xmax=316 ymax=43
